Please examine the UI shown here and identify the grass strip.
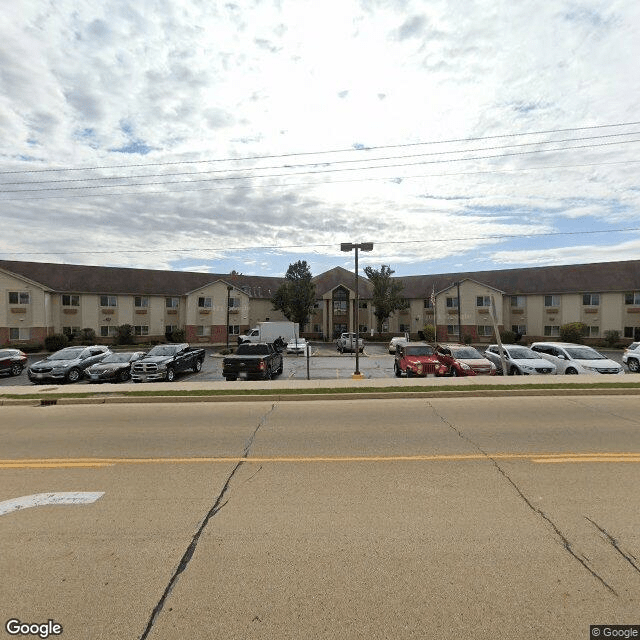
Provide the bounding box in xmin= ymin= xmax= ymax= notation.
xmin=2 ymin=381 xmax=640 ymax=401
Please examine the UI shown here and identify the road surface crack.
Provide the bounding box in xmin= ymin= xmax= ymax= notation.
xmin=586 ymin=517 xmax=640 ymax=575
xmin=427 ymin=401 xmax=618 ymax=596
xmin=139 ymin=402 xmax=278 ymax=639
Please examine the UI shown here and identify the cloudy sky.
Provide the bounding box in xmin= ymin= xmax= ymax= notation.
xmin=1 ymin=0 xmax=640 ymax=278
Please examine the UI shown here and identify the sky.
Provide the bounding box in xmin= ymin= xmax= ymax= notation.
xmin=1 ymin=0 xmax=640 ymax=279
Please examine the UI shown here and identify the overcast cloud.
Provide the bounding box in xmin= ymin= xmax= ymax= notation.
xmin=1 ymin=0 xmax=639 ymax=277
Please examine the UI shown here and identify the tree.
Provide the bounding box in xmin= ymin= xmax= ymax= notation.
xmin=363 ymin=265 xmax=409 ymax=333
xmin=271 ymin=260 xmax=317 ymax=327
xmin=560 ymin=322 xmax=588 ymax=344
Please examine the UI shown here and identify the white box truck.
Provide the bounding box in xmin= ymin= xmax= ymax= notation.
xmin=240 ymin=321 xmax=299 ymax=344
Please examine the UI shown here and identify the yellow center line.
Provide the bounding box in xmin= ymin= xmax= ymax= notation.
xmin=1 ymin=452 xmax=640 ymax=468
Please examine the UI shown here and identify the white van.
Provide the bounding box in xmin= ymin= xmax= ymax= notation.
xmin=529 ymin=342 xmax=623 ymax=375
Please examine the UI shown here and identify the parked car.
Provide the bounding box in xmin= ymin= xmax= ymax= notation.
xmin=484 ymin=344 xmax=557 ymax=375
xmin=388 ymin=336 xmax=408 ymax=354
xmin=435 ymin=343 xmax=497 ymax=376
xmin=394 ymin=342 xmax=444 ymax=377
xmin=86 ymin=351 xmax=146 ymax=383
xmin=222 ymin=342 xmax=284 ymax=381
xmin=28 ymin=345 xmax=111 ymax=384
xmin=0 ymin=349 xmax=28 ymax=377
xmin=286 ymin=338 xmax=308 ymax=354
xmin=131 ymin=343 xmax=205 ymax=382
xmin=336 ymin=332 xmax=364 ymax=353
xmin=530 ymin=342 xmax=624 ymax=375
xmin=622 ymin=342 xmax=640 ymax=372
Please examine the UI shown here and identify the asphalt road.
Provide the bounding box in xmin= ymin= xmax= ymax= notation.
xmin=0 ymin=343 xmax=627 ymax=386
xmin=1 ymin=396 xmax=639 ymax=639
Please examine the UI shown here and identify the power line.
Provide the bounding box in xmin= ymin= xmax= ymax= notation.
xmin=2 ymin=120 xmax=640 ymax=176
xmin=2 ymin=137 xmax=640 ymax=196
xmin=3 ymin=130 xmax=639 ymax=188
xmin=2 ymin=227 xmax=638 ymax=257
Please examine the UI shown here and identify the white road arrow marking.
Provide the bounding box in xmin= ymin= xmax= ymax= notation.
xmin=0 ymin=492 xmax=104 ymax=516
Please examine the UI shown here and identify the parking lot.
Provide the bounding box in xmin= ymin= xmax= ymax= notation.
xmin=0 ymin=342 xmax=627 ymax=386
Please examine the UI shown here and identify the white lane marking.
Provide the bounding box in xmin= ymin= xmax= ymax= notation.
xmin=0 ymin=492 xmax=104 ymax=516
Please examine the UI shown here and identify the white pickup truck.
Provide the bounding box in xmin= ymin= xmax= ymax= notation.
xmin=336 ymin=332 xmax=364 ymax=353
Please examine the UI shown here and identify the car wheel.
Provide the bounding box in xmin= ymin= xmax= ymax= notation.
xmin=118 ymin=369 xmax=130 ymax=382
xmin=265 ymin=367 xmax=272 ymax=380
xmin=394 ymin=363 xmax=401 ymax=377
xmin=10 ymin=363 xmax=23 ymax=376
xmin=225 ymin=376 xmax=237 ymax=381
xmin=451 ymin=368 xmax=459 ymax=377
xmin=277 ymin=362 xmax=283 ymax=375
xmin=66 ymin=367 xmax=81 ymax=383
xmin=565 ymin=367 xmax=578 ymax=375
xmin=193 ymin=359 xmax=203 ymax=373
xmin=166 ymin=367 xmax=175 ymax=382
xmin=509 ymin=366 xmax=521 ymax=376
xmin=628 ymin=358 xmax=640 ymax=373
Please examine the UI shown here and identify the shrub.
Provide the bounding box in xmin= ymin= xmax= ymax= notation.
xmin=500 ymin=330 xmax=516 ymax=344
xmin=20 ymin=342 xmax=44 ymax=353
xmin=170 ymin=329 xmax=186 ymax=342
xmin=115 ymin=324 xmax=134 ymax=345
xmin=80 ymin=327 xmax=97 ymax=343
xmin=421 ymin=324 xmax=436 ymax=342
xmin=462 ymin=333 xmax=473 ymax=345
xmin=45 ymin=334 xmax=69 ymax=352
xmin=603 ymin=330 xmax=620 ymax=348
xmin=560 ymin=322 xmax=588 ymax=344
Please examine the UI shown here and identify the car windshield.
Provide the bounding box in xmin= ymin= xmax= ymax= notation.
xmin=405 ymin=346 xmax=435 ymax=356
xmin=101 ymin=353 xmax=132 ymax=363
xmin=0 ymin=350 xmax=19 ymax=357
xmin=565 ymin=347 xmax=606 ymax=360
xmin=49 ymin=348 xmax=84 ymax=360
xmin=147 ymin=345 xmax=179 ymax=356
xmin=505 ymin=347 xmax=538 ymax=360
xmin=451 ymin=347 xmax=483 ymax=359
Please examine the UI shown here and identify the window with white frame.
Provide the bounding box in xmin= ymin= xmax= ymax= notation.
xmin=198 ymin=297 xmax=212 ymax=308
xmin=625 ymin=292 xmax=640 ymax=305
xmin=586 ymin=326 xmax=600 ymax=337
xmin=446 ymin=297 xmax=459 ymax=308
xmin=63 ymin=326 xmax=80 ymax=337
xmin=544 ymin=325 xmax=560 ymax=336
xmin=197 ymin=325 xmax=211 ymax=336
xmin=62 ymin=294 xmax=80 ymax=306
xmin=582 ymin=293 xmax=600 ymax=306
xmin=134 ymin=325 xmax=149 ymax=336
xmin=447 ymin=325 xmax=459 ymax=335
xmin=624 ymin=327 xmax=640 ymax=339
xmin=477 ymin=325 xmax=493 ymax=336
xmin=510 ymin=295 xmax=526 ymax=307
xmin=511 ymin=324 xmax=527 ymax=335
xmin=228 ymin=325 xmax=240 ymax=335
xmin=100 ymin=326 xmax=117 ymax=337
xmin=135 ymin=296 xmax=149 ymax=307
xmin=9 ymin=291 xmax=30 ymax=304
xmin=228 ymin=297 xmax=240 ymax=308
xmin=359 ymin=324 xmax=368 ymax=333
xmin=399 ymin=323 xmax=410 ymax=332
xmin=100 ymin=295 xmax=117 ymax=307
xmin=9 ymin=327 xmax=30 ymax=340
xmin=358 ymin=301 xmax=368 ymax=309
xmin=544 ymin=295 xmax=561 ymax=307
xmin=476 ymin=296 xmax=491 ymax=307
xmin=166 ymin=297 xmax=179 ymax=308
xmin=165 ymin=325 xmax=178 ymax=335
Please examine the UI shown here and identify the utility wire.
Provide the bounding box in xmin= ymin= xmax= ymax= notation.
xmin=1 ymin=120 xmax=639 ymax=175
xmin=2 ymin=137 xmax=640 ymax=195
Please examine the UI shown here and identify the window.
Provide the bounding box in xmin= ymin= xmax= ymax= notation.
xmin=165 ymin=325 xmax=177 ymax=335
xmin=424 ymin=299 xmax=433 ymax=309
xmin=228 ymin=325 xmax=240 ymax=335
xmin=333 ymin=300 xmax=348 ymax=315
xmin=9 ymin=291 xmax=30 ymax=304
xmin=544 ymin=325 xmax=560 ymax=337
xmin=359 ymin=324 xmax=368 ymax=333
xmin=477 ymin=325 xmax=493 ymax=336
xmin=134 ymin=325 xmax=149 ymax=336
xmin=399 ymin=323 xmax=410 ymax=332
xmin=100 ymin=326 xmax=117 ymax=337
xmin=228 ymin=297 xmax=240 ymax=308
xmin=587 ymin=326 xmax=600 ymax=337
xmin=624 ymin=327 xmax=640 ymax=339
xmin=446 ymin=297 xmax=459 ymax=308
xmin=62 ymin=294 xmax=80 ymax=306
xmin=476 ymin=296 xmax=491 ymax=307
xmin=544 ymin=295 xmax=560 ymax=307
xmin=166 ymin=297 xmax=179 ymax=308
xmin=197 ymin=325 xmax=211 ymax=337
xmin=9 ymin=328 xmax=30 ymax=340
xmin=511 ymin=324 xmax=527 ymax=335
xmin=447 ymin=325 xmax=459 ymax=335
xmin=135 ymin=296 xmax=149 ymax=308
xmin=625 ymin=292 xmax=640 ymax=305
xmin=582 ymin=293 xmax=600 ymax=306
xmin=510 ymin=296 xmax=525 ymax=307
xmin=313 ymin=324 xmax=322 ymax=333
xmin=63 ymin=326 xmax=80 ymax=338
xmin=100 ymin=295 xmax=117 ymax=307
xmin=198 ymin=297 xmax=212 ymax=308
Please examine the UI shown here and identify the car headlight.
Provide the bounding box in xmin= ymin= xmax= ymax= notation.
xmin=156 ymin=363 xmax=167 ymax=370
xmin=520 ymin=365 xmax=534 ymax=373
xmin=582 ymin=365 xmax=598 ymax=372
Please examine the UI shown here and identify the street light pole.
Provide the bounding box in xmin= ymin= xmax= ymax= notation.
xmin=341 ymin=242 xmax=374 ymax=379
xmin=226 ymin=285 xmax=232 ymax=350
xmin=456 ymin=281 xmax=462 ymax=341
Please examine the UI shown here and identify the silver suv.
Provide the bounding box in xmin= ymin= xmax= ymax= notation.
xmin=28 ymin=345 xmax=111 ymax=384
xmin=622 ymin=342 xmax=640 ymax=372
xmin=530 ymin=342 xmax=623 ymax=375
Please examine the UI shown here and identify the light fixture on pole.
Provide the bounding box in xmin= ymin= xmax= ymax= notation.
xmin=341 ymin=242 xmax=374 ymax=379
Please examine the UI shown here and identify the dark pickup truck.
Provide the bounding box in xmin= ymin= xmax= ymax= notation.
xmin=131 ymin=343 xmax=205 ymax=382
xmin=222 ymin=342 xmax=283 ymax=381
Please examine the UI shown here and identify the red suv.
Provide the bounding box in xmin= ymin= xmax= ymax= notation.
xmin=394 ymin=343 xmax=446 ymax=377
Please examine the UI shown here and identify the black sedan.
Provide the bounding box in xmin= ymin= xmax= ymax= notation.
xmin=0 ymin=349 xmax=28 ymax=377
xmin=85 ymin=352 xmax=146 ymax=383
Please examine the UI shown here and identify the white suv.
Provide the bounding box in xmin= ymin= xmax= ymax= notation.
xmin=530 ymin=342 xmax=623 ymax=375
xmin=622 ymin=342 xmax=640 ymax=372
